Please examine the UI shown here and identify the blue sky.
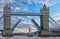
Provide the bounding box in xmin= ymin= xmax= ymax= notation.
xmin=0 ymin=0 xmax=60 ymax=29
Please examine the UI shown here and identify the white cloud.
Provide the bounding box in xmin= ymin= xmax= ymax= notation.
xmin=53 ymin=13 xmax=60 ymax=21
xmin=12 ymin=7 xmax=22 ymax=12
xmin=53 ymin=13 xmax=60 ymax=17
xmin=27 ymin=0 xmax=60 ymax=6
xmin=0 ymin=8 xmax=3 ymax=12
xmin=13 ymin=28 xmax=29 ymax=33
xmin=45 ymin=0 xmax=60 ymax=6
xmin=0 ymin=0 xmax=60 ymax=29
xmin=22 ymin=7 xmax=29 ymax=12
xmin=0 ymin=0 xmax=15 ymax=5
xmin=15 ymin=7 xmax=20 ymax=10
xmin=27 ymin=16 xmax=40 ymax=26
xmin=14 ymin=28 xmax=38 ymax=33
xmin=21 ymin=20 xmax=32 ymax=25
xmin=0 ymin=0 xmax=15 ymax=12
xmin=49 ymin=13 xmax=60 ymax=28
xmin=11 ymin=16 xmax=22 ymax=25
xmin=0 ymin=0 xmax=59 ymax=12
xmin=8 ymin=0 xmax=15 ymax=2
xmin=9 ymin=0 xmax=60 ymax=12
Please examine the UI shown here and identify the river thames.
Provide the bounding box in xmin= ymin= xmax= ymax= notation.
xmin=0 ymin=36 xmax=60 ymax=39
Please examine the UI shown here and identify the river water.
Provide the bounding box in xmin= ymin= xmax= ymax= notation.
xmin=0 ymin=36 xmax=60 ymax=39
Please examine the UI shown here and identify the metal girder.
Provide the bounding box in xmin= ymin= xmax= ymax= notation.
xmin=49 ymin=16 xmax=60 ymax=27
xmin=31 ymin=19 xmax=42 ymax=31
xmin=52 ymin=30 xmax=60 ymax=32
xmin=12 ymin=19 xmax=22 ymax=30
xmin=0 ymin=16 xmax=4 ymax=20
xmin=11 ymin=12 xmax=43 ymax=16
xmin=49 ymin=20 xmax=57 ymax=27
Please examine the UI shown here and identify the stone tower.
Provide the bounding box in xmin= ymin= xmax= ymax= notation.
xmin=40 ymin=4 xmax=49 ymax=29
xmin=2 ymin=4 xmax=13 ymax=36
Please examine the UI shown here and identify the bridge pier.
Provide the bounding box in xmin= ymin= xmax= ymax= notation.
xmin=2 ymin=29 xmax=13 ymax=36
xmin=2 ymin=4 xmax=13 ymax=36
xmin=38 ymin=15 xmax=43 ymax=36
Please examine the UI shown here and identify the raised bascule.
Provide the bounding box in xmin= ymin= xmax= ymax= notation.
xmin=0 ymin=3 xmax=60 ymax=37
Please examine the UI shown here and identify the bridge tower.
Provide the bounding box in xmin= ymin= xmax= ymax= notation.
xmin=2 ymin=4 xmax=13 ymax=36
xmin=40 ymin=4 xmax=49 ymax=29
xmin=38 ymin=4 xmax=49 ymax=36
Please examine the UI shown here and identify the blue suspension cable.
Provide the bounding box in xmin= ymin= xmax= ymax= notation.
xmin=49 ymin=16 xmax=60 ymax=27
xmin=49 ymin=19 xmax=60 ymax=32
xmin=0 ymin=16 xmax=4 ymax=20
xmin=49 ymin=19 xmax=58 ymax=27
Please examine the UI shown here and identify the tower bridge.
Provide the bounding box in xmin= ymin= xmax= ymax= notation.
xmin=0 ymin=4 xmax=60 ymax=36
xmin=2 ymin=4 xmax=49 ymax=36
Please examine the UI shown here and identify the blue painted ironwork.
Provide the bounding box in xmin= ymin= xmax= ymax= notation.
xmin=49 ymin=19 xmax=57 ymax=27
xmin=52 ymin=30 xmax=60 ymax=32
xmin=12 ymin=19 xmax=22 ymax=30
xmin=49 ymin=16 xmax=60 ymax=32
xmin=11 ymin=12 xmax=43 ymax=16
xmin=0 ymin=16 xmax=4 ymax=21
xmin=31 ymin=19 xmax=42 ymax=31
xmin=49 ymin=16 xmax=60 ymax=27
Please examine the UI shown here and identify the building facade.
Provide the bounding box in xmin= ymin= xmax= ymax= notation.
xmin=2 ymin=4 xmax=13 ymax=36
xmin=40 ymin=4 xmax=49 ymax=29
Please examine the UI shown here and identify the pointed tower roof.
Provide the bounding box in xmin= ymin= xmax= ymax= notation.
xmin=43 ymin=4 xmax=47 ymax=9
xmin=4 ymin=3 xmax=10 ymax=9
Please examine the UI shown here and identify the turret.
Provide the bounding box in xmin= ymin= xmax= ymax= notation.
xmin=40 ymin=4 xmax=49 ymax=29
xmin=3 ymin=3 xmax=11 ymax=16
xmin=2 ymin=3 xmax=13 ymax=36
